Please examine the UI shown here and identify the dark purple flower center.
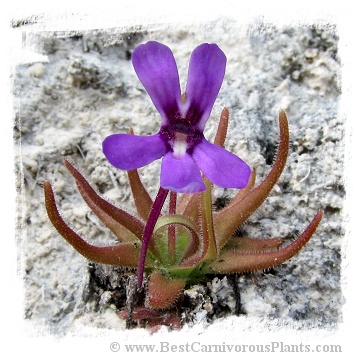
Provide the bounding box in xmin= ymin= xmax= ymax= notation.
xmin=184 ymin=101 xmax=205 ymax=127
xmin=159 ymin=119 xmax=203 ymax=156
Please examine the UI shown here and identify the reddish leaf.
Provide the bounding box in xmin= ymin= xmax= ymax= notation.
xmin=213 ymin=107 xmax=229 ymax=148
xmin=225 ymin=236 xmax=284 ymax=252
xmin=229 ymin=169 xmax=256 ymax=205
xmin=127 ymin=169 xmax=153 ymax=221
xmin=64 ymin=160 xmax=145 ymax=241
xmin=214 ymin=111 xmax=289 ymax=248
xmin=210 ymin=210 xmax=323 ymax=273
xmin=146 ymin=271 xmax=186 ymax=309
xmin=44 ymin=181 xmax=142 ymax=267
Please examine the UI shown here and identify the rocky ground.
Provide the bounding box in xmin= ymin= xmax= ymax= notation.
xmin=13 ymin=20 xmax=343 ymax=336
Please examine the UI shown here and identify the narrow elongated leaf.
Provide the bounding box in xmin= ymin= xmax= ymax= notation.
xmin=224 ymin=236 xmax=283 ymax=252
xmin=200 ymin=178 xmax=218 ymax=261
xmin=127 ymin=169 xmax=153 ymax=221
xmin=44 ymin=181 xmax=142 ymax=267
xmin=229 ymin=169 xmax=256 ymax=204
xmin=210 ymin=210 xmax=323 ymax=273
xmin=177 ymin=193 xmax=199 ymax=226
xmin=64 ymin=160 xmax=144 ymax=242
xmin=179 ymin=178 xmax=217 ymax=267
xmin=214 ymin=111 xmax=289 ymax=247
xmin=213 ymin=107 xmax=229 ymax=147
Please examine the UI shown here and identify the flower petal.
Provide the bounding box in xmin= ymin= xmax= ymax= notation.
xmin=160 ymin=152 xmax=206 ymax=193
xmin=132 ymin=41 xmax=182 ymax=125
xmin=102 ymin=133 xmax=167 ymax=170
xmin=184 ymin=44 xmax=226 ymax=130
xmin=192 ymin=138 xmax=251 ymax=188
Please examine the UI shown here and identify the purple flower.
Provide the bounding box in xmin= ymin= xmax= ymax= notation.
xmin=103 ymin=41 xmax=251 ymax=193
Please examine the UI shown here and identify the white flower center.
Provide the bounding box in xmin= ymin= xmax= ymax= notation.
xmin=172 ymin=132 xmax=188 ymax=159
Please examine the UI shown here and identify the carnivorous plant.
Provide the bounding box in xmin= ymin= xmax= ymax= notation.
xmin=44 ymin=41 xmax=323 ymax=329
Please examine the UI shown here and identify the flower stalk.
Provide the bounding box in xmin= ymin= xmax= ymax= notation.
xmin=168 ymin=191 xmax=177 ymax=265
xmin=138 ymin=187 xmax=169 ymax=286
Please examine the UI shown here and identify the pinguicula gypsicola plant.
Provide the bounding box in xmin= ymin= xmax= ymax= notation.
xmin=44 ymin=41 xmax=323 ymax=329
